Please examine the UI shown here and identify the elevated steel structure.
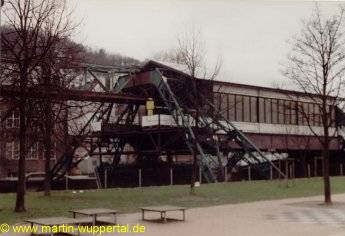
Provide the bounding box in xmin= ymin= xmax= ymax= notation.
xmin=52 ymin=62 xmax=288 ymax=185
xmin=0 ymin=61 xmax=289 ymax=187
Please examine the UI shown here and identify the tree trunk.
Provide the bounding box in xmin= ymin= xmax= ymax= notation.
xmin=63 ymin=104 xmax=69 ymax=152
xmin=190 ymin=93 xmax=198 ymax=195
xmin=322 ymin=105 xmax=332 ymax=204
xmin=322 ymin=142 xmax=332 ymax=204
xmin=15 ymin=96 xmax=26 ymax=212
xmin=43 ymin=101 xmax=53 ymax=196
xmin=215 ymin=139 xmax=224 ymax=180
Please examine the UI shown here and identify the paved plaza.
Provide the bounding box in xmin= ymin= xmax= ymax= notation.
xmin=6 ymin=194 xmax=345 ymax=236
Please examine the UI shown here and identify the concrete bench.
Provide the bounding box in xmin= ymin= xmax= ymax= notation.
xmin=25 ymin=216 xmax=91 ymax=236
xmin=70 ymin=208 xmax=118 ymax=226
xmin=139 ymin=205 xmax=186 ymax=223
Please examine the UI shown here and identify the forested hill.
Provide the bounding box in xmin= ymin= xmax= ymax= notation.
xmin=0 ymin=25 xmax=141 ymax=67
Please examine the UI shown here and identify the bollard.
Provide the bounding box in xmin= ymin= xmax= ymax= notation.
xmin=65 ymin=175 xmax=69 ymax=190
xmin=341 ymin=164 xmax=344 ymax=176
xmin=248 ymin=166 xmax=251 ymax=181
xmin=138 ymin=169 xmax=142 ymax=187
xmin=104 ymin=169 xmax=108 ymax=189
xmin=170 ymin=168 xmax=173 ymax=185
xmin=270 ymin=165 xmax=273 ymax=180
xmin=199 ymin=166 xmax=202 ymax=184
xmin=289 ymin=165 xmax=293 ymax=179
xmin=224 ymin=167 xmax=227 ymax=182
xmin=314 ymin=158 xmax=317 ymax=177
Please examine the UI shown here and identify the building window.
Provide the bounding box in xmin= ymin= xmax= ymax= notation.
xmin=229 ymin=94 xmax=236 ymax=121
xmin=330 ymin=105 xmax=336 ymax=127
xmin=271 ymin=99 xmax=278 ymax=124
xmin=235 ymin=95 xmax=243 ymax=121
xmin=296 ymin=102 xmax=303 ymax=125
xmin=220 ymin=93 xmax=228 ymax=119
xmin=250 ymin=97 xmax=257 ymax=122
xmin=308 ymin=103 xmax=315 ymax=126
xmin=212 ymin=92 xmax=328 ymax=127
xmin=278 ymin=100 xmax=285 ymax=124
xmin=27 ymin=143 xmax=39 ymax=160
xmin=291 ymin=101 xmax=297 ymax=125
xmin=6 ymin=141 xmax=19 ymax=160
xmin=43 ymin=142 xmax=57 ymax=160
xmin=243 ymin=96 xmax=250 ymax=122
xmin=6 ymin=141 xmax=41 ymax=160
xmin=213 ymin=93 xmax=221 ymax=114
xmin=259 ymin=98 xmax=265 ymax=123
xmin=314 ymin=104 xmax=321 ymax=126
xmin=265 ymin=98 xmax=272 ymax=123
xmin=302 ymin=103 xmax=309 ymax=126
xmin=6 ymin=110 xmax=20 ymax=128
xmin=284 ymin=100 xmax=292 ymax=125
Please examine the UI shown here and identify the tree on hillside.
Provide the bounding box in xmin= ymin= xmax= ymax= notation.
xmin=1 ymin=0 xmax=80 ymax=211
xmin=154 ymin=27 xmax=222 ymax=194
xmin=283 ymin=5 xmax=345 ymax=204
xmin=84 ymin=47 xmax=141 ymax=67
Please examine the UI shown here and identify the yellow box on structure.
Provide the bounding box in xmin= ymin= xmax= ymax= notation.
xmin=146 ymin=98 xmax=154 ymax=116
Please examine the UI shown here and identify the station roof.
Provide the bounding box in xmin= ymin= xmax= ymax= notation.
xmin=141 ymin=60 xmax=336 ymax=100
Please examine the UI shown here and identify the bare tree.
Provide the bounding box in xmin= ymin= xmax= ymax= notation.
xmin=1 ymin=0 xmax=79 ymax=211
xmin=37 ymin=41 xmax=82 ymax=196
xmin=283 ymin=5 xmax=345 ymax=204
xmin=155 ymin=27 xmax=222 ymax=194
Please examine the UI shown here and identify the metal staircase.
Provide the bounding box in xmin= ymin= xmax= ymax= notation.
xmin=191 ymin=102 xmax=286 ymax=178
xmin=152 ymin=72 xmax=218 ymax=183
xmin=202 ymin=106 xmax=286 ymax=178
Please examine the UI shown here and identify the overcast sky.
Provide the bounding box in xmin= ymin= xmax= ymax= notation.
xmin=69 ymin=0 xmax=340 ymax=88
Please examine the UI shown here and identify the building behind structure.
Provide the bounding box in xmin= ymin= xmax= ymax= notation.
xmin=0 ymin=102 xmax=62 ymax=178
